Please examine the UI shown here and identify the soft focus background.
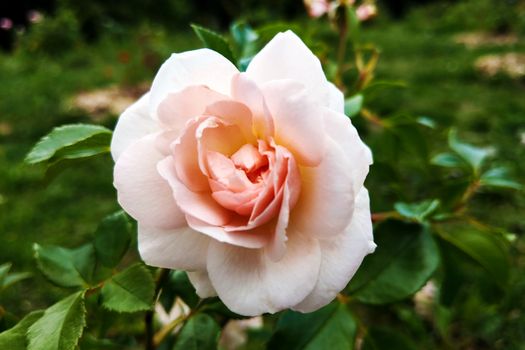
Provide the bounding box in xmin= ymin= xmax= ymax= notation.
xmin=1 ymin=0 xmax=524 ymax=349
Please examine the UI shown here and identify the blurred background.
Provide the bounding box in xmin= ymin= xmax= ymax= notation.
xmin=0 ymin=0 xmax=524 ymax=349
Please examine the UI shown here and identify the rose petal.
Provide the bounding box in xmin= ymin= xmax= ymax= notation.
xmin=114 ymin=135 xmax=185 ymax=229
xmin=205 ymin=100 xmax=257 ymax=145
xmin=265 ymin=146 xmax=302 ymax=262
xmin=207 ymin=233 xmax=321 ymax=316
xmin=187 ymin=271 xmax=217 ymax=298
xmin=261 ymin=80 xmax=325 ymax=166
xmin=290 ymin=137 xmax=354 ymax=238
xmin=292 ymin=188 xmax=375 ymax=312
xmin=323 ymin=108 xmax=373 ymax=194
xmin=150 ymin=49 xmax=239 ymax=119
xmin=138 ymin=225 xmax=209 ymax=270
xmin=230 ymin=73 xmax=274 ymax=138
xmin=111 ymin=92 xmax=159 ymax=161
xmin=186 ymin=216 xmax=271 ymax=249
xmin=158 ymin=86 xmax=229 ymax=131
xmin=327 ymin=82 xmax=344 ymax=113
xmin=157 ymin=156 xmax=232 ymax=226
xmin=172 ymin=116 xmax=209 ymax=191
xmin=246 ymin=31 xmax=329 ymax=106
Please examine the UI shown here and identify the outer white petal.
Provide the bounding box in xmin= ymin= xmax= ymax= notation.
xmin=150 ymin=49 xmax=239 ymax=119
xmin=138 ymin=225 xmax=209 ymax=271
xmin=187 ymin=271 xmax=217 ymax=298
xmin=323 ymin=108 xmax=373 ymax=194
xmin=327 ymin=82 xmax=344 ymax=113
xmin=246 ymin=31 xmax=329 ymax=106
xmin=207 ymin=234 xmax=321 ymax=316
xmin=290 ymin=137 xmax=354 ymax=239
xmin=114 ymin=135 xmax=186 ymax=229
xmin=111 ymin=92 xmax=159 ymax=161
xmin=261 ymin=80 xmax=325 ymax=166
xmin=293 ymin=188 xmax=375 ymax=313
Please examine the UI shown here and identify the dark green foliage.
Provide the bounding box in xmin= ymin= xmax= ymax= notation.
xmin=268 ymin=302 xmax=357 ymax=350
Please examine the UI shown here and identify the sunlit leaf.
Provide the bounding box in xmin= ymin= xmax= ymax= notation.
xmin=101 ymin=264 xmax=154 ymax=313
xmin=25 ymin=124 xmax=111 ymax=164
xmin=431 ymin=152 xmax=467 ymax=168
xmin=448 ymin=129 xmax=492 ymax=173
xmin=27 ymin=291 xmax=86 ymax=350
xmin=480 ymin=167 xmax=522 ymax=190
xmin=394 ymin=199 xmax=440 ymax=223
xmin=268 ymin=302 xmax=357 ymax=350
xmin=416 ymin=116 xmax=437 ymax=129
xmin=347 ymin=221 xmax=439 ymax=304
xmin=230 ymin=21 xmax=258 ymax=60
xmin=344 ymin=94 xmax=363 ymax=118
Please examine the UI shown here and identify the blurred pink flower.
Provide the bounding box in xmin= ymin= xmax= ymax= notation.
xmin=304 ymin=0 xmax=330 ymax=18
xmin=0 ymin=18 xmax=13 ymax=31
xmin=27 ymin=10 xmax=43 ymax=23
xmin=356 ymin=4 xmax=377 ymax=21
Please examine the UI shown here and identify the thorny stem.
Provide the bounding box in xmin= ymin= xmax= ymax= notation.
xmin=145 ymin=268 xmax=170 ymax=350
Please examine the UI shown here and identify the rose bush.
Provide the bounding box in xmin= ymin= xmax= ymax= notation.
xmin=111 ymin=31 xmax=375 ymax=316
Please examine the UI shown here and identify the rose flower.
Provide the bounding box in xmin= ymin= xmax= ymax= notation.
xmin=112 ymin=31 xmax=375 ymax=316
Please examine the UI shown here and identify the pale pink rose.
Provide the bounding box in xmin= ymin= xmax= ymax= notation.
xmin=356 ymin=4 xmax=377 ymax=21
xmin=112 ymin=31 xmax=375 ymax=316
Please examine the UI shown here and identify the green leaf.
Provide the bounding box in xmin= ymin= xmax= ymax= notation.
xmin=25 ymin=124 xmax=111 ymax=164
xmin=159 ymin=270 xmax=199 ymax=311
xmin=431 ymin=152 xmax=467 ymax=168
xmin=78 ymin=334 xmax=120 ymax=349
xmin=101 ymin=264 xmax=154 ymax=313
xmin=480 ymin=167 xmax=522 ymax=190
xmin=191 ymin=24 xmax=235 ymax=63
xmin=173 ymin=313 xmax=220 ymax=350
xmin=362 ymin=327 xmax=418 ymax=350
xmin=94 ymin=211 xmax=132 ymax=268
xmin=0 ymin=311 xmax=44 ymax=350
xmin=416 ymin=116 xmax=437 ymax=129
xmin=27 ymin=291 xmax=86 ymax=350
xmin=3 ymin=272 xmax=31 ymax=290
xmin=448 ymin=129 xmax=491 ymax=173
xmin=436 ymin=224 xmax=510 ymax=287
xmin=230 ymin=21 xmax=259 ymax=59
xmin=33 ymin=243 xmax=95 ymax=288
xmin=394 ymin=199 xmax=440 ymax=223
xmin=344 ymin=94 xmax=363 ymax=118
xmin=268 ymin=302 xmax=357 ymax=350
xmin=347 ymin=221 xmax=439 ymax=304
xmin=0 ymin=263 xmax=11 ymax=287
xmin=384 ymin=115 xmax=429 ymax=161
